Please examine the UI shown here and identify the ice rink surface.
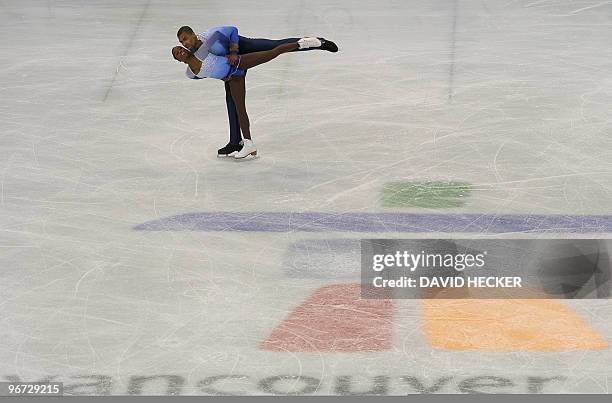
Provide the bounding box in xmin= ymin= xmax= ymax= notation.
xmin=2 ymin=0 xmax=612 ymax=395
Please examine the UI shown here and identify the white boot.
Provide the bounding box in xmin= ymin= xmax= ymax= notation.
xmin=298 ymin=37 xmax=322 ymax=49
xmin=234 ymin=139 xmax=257 ymax=159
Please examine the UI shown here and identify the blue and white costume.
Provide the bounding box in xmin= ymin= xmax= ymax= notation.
xmin=198 ymin=26 xmax=239 ymax=56
xmin=185 ymin=26 xmax=245 ymax=80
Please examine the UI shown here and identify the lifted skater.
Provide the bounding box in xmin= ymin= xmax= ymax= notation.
xmin=175 ymin=25 xmax=338 ymax=157
xmin=172 ymin=38 xmax=322 ymax=158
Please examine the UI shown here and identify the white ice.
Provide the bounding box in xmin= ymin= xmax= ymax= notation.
xmin=1 ymin=0 xmax=612 ymax=395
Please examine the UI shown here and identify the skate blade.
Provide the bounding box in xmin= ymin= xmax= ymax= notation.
xmin=234 ymin=150 xmax=258 ymax=160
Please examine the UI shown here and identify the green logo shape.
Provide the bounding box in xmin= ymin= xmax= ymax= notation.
xmin=382 ymin=181 xmax=472 ymax=208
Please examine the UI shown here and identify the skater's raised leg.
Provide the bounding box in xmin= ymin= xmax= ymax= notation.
xmin=239 ymin=36 xmax=338 ymax=53
xmin=234 ymin=38 xmax=321 ymax=71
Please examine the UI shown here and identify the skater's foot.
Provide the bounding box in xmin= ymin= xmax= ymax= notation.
xmin=234 ymin=139 xmax=257 ymax=159
xmin=217 ymin=142 xmax=243 ymax=157
xmin=318 ymin=38 xmax=338 ymax=52
xmin=298 ymin=37 xmax=322 ymax=49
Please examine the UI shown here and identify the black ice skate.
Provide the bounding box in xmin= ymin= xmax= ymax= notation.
xmin=217 ymin=142 xmax=243 ymax=157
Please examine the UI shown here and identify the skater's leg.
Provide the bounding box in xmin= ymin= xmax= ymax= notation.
xmin=225 ymin=81 xmax=242 ymax=145
xmin=228 ymin=76 xmax=251 ymax=140
xmin=239 ymin=36 xmax=305 ymax=53
xmin=238 ymin=35 xmax=338 ymax=54
xmin=228 ymin=76 xmax=258 ymax=158
xmin=236 ymin=42 xmax=299 ymax=71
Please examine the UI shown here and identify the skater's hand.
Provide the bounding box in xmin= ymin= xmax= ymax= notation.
xmin=227 ymin=54 xmax=239 ymax=66
xmin=229 ymin=42 xmax=239 ymax=52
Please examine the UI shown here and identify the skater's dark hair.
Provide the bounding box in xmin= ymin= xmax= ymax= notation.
xmin=177 ymin=26 xmax=194 ymax=37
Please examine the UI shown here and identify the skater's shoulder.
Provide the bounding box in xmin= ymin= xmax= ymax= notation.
xmin=185 ymin=66 xmax=201 ymax=80
xmin=192 ymin=44 xmax=209 ymax=61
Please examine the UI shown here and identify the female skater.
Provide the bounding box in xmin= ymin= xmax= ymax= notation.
xmin=171 ymin=37 xmax=322 ymax=158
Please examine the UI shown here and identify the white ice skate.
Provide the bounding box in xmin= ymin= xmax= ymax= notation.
xmin=234 ymin=139 xmax=257 ymax=159
xmin=298 ymin=37 xmax=322 ymax=49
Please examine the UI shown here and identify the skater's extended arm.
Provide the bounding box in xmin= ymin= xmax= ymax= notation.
xmin=222 ymin=26 xmax=239 ymax=52
xmin=205 ymin=26 xmax=240 ymax=56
